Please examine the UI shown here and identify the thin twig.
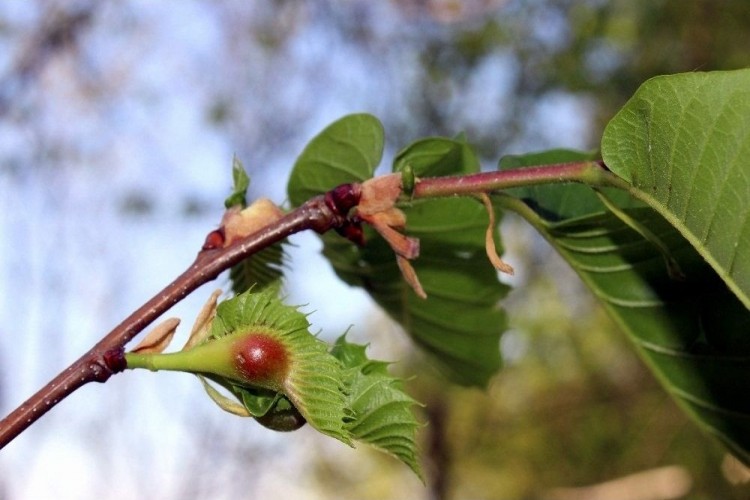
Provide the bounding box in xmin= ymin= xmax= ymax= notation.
xmin=0 ymin=160 xmax=617 ymax=449
xmin=411 ymin=160 xmax=618 ymax=198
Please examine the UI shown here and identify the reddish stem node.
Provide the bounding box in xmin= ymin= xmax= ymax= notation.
xmin=103 ymin=348 xmax=127 ymax=374
xmin=324 ymin=183 xmax=362 ymax=217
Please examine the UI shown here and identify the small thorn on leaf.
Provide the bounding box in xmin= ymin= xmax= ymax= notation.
xmin=131 ymin=318 xmax=180 ymax=354
xmin=479 ymin=193 xmax=514 ymax=275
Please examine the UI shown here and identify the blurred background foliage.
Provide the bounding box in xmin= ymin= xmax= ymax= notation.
xmin=1 ymin=1 xmax=749 ymax=499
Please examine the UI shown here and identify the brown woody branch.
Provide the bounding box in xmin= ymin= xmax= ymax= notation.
xmin=0 ymin=194 xmax=344 ymax=449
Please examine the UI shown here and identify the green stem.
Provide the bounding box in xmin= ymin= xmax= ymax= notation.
xmin=125 ymin=336 xmax=240 ymax=380
xmin=411 ymin=161 xmax=627 ymax=199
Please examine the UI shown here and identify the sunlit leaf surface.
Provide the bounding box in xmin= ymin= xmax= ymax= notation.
xmin=602 ymin=69 xmax=750 ymax=307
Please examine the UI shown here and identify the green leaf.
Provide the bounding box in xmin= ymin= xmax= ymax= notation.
xmin=236 ymin=386 xmax=281 ymax=417
xmin=393 ymin=136 xmax=480 ymax=177
xmin=287 ymin=113 xmax=384 ymax=207
xmin=225 ymin=156 xmax=251 ymax=208
xmin=497 ymin=177 xmax=750 ymax=464
xmin=601 ymin=69 xmax=750 ymax=308
xmin=322 ymin=138 xmax=508 ymax=386
xmin=229 ymin=243 xmax=285 ymax=294
xmin=331 ymin=336 xmax=423 ymax=479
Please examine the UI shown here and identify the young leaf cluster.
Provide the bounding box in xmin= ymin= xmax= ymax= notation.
xmin=224 ymin=156 xmax=286 ymax=294
xmin=287 ymin=115 xmax=510 ymax=387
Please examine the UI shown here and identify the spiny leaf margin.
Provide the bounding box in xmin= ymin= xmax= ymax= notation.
xmin=331 ymin=335 xmax=424 ymax=479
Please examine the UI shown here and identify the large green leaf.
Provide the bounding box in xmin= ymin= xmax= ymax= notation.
xmin=498 ymin=149 xmax=750 ymax=464
xmin=601 ymin=69 xmax=750 ymax=308
xmin=287 ymin=113 xmax=384 ymax=207
xmin=288 ymin=124 xmax=509 ymax=386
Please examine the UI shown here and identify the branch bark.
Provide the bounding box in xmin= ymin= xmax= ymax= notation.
xmin=0 ymin=194 xmax=341 ymax=449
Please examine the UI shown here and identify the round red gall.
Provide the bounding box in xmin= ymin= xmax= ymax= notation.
xmin=325 ymin=183 xmax=361 ymax=216
xmin=233 ymin=333 xmax=288 ymax=385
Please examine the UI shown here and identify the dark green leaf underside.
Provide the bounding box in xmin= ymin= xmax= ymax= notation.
xmin=500 ymin=148 xmax=641 ymax=220
xmin=500 ymin=184 xmax=750 ymax=464
xmin=229 ymin=243 xmax=285 ymax=294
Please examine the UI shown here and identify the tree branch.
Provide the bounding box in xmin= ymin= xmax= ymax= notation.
xmin=0 ymin=194 xmax=341 ymax=449
xmin=0 ymin=160 xmax=618 ymax=448
xmin=410 ymin=160 xmax=619 ymax=198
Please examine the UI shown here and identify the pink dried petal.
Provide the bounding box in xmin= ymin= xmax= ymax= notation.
xmin=366 ymin=214 xmax=420 ymax=259
xmin=358 ymin=173 xmax=402 ymax=215
xmin=479 ymin=193 xmax=514 ymax=275
xmin=131 ymin=318 xmax=180 ymax=354
xmin=375 ymin=207 xmax=407 ymax=229
xmin=397 ymin=255 xmax=427 ymax=299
